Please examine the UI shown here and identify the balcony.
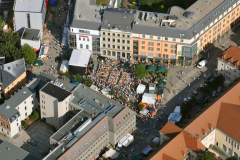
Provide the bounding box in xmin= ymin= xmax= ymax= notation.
xmin=209 ymin=145 xmax=230 ymax=159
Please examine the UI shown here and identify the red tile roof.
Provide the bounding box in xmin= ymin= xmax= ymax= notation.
xmin=218 ymin=45 xmax=240 ymax=69
xmin=151 ymin=81 xmax=240 ymax=160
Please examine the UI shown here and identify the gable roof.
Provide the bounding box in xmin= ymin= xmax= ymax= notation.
xmin=162 ymin=153 xmax=177 ymax=160
xmin=218 ymin=45 xmax=240 ymax=69
xmin=2 ymin=58 xmax=26 ymax=88
xmin=160 ymin=121 xmax=182 ymax=139
xmin=182 ymin=130 xmax=205 ymax=153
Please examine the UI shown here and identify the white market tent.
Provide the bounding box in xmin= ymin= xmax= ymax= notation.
xmin=69 ymin=49 xmax=91 ymax=67
xmin=90 ymin=85 xmax=99 ymax=91
xmin=117 ymin=133 xmax=134 ymax=148
xmin=137 ymin=84 xmax=146 ymax=94
xmin=174 ymin=106 xmax=181 ymax=113
xmin=101 ymin=88 xmax=111 ymax=98
xmin=140 ymin=109 xmax=149 ymax=116
xmin=60 ymin=60 xmax=69 ymax=73
xmin=142 ymin=93 xmax=157 ymax=104
xmin=153 ymin=137 xmax=160 ymax=144
xmin=168 ymin=113 xmax=182 ymax=123
xmin=102 ymin=148 xmax=120 ymax=159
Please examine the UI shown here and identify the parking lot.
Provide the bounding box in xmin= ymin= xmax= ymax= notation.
xmin=9 ymin=121 xmax=55 ymax=159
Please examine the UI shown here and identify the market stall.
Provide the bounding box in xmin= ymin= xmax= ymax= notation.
xmin=142 ymin=93 xmax=157 ymax=104
xmin=136 ymin=84 xmax=146 ymax=94
xmin=102 ymin=148 xmax=119 ymax=159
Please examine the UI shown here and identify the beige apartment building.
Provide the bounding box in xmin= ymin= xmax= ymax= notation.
xmin=40 ymin=82 xmax=73 ymax=129
xmin=217 ymin=45 xmax=240 ymax=82
xmin=100 ymin=9 xmax=136 ymax=60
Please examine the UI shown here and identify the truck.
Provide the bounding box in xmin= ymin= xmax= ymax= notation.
xmin=116 ymin=133 xmax=134 ymax=151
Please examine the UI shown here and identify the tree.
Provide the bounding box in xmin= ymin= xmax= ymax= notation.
xmin=119 ymin=94 xmax=125 ymax=101
xmin=196 ymin=150 xmax=216 ymax=160
xmin=75 ymin=73 xmax=82 ymax=82
xmin=20 ymin=44 xmax=36 ymax=64
xmin=134 ymin=64 xmax=149 ymax=79
xmin=64 ymin=71 xmax=70 ymax=78
xmin=202 ymin=85 xmax=210 ymax=94
xmin=151 ymin=0 xmax=162 ymax=3
xmin=29 ymin=110 xmax=39 ymax=121
xmin=138 ymin=104 xmax=144 ymax=111
xmin=138 ymin=0 xmax=151 ymax=6
xmin=85 ymin=77 xmax=93 ymax=87
xmin=109 ymin=89 xmax=115 ymax=96
xmin=158 ymin=5 xmax=166 ymax=13
xmin=129 ymin=100 xmax=134 ymax=105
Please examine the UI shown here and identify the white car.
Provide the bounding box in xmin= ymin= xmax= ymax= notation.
xmin=197 ymin=60 xmax=207 ymax=68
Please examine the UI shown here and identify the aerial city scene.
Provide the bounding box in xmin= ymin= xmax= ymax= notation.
xmin=0 ymin=0 xmax=240 ymax=159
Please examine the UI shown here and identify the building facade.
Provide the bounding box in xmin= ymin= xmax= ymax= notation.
xmin=40 ymin=82 xmax=72 ymax=129
xmin=2 ymin=58 xmax=27 ymax=100
xmin=217 ymin=45 xmax=240 ymax=82
xmin=13 ymin=0 xmax=46 ymax=34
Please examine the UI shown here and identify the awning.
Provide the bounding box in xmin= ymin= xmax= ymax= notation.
xmin=142 ymin=93 xmax=157 ymax=104
xmin=69 ymin=49 xmax=91 ymax=67
xmin=149 ymin=107 xmax=155 ymax=112
xmin=133 ymin=155 xmax=142 ymax=160
xmin=147 ymin=65 xmax=156 ymax=72
xmin=136 ymin=84 xmax=146 ymax=94
xmin=168 ymin=113 xmax=182 ymax=122
xmin=158 ymin=77 xmax=167 ymax=85
xmin=153 ymin=137 xmax=159 ymax=144
xmin=142 ymin=145 xmax=153 ymax=155
xmin=33 ymin=58 xmax=44 ymax=67
xmin=151 ymin=111 xmax=156 ymax=115
xmin=102 ymin=148 xmax=120 ymax=159
xmin=157 ymin=66 xmax=166 ymax=73
xmin=90 ymin=85 xmax=99 ymax=91
xmin=174 ymin=106 xmax=181 ymax=113
xmin=60 ymin=60 xmax=69 ymax=70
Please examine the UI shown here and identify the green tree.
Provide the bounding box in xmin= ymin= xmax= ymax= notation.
xmin=21 ymin=121 xmax=28 ymax=129
xmin=0 ymin=16 xmax=3 ymax=27
xmin=64 ymin=71 xmax=70 ymax=78
xmin=85 ymin=77 xmax=93 ymax=87
xmin=29 ymin=110 xmax=40 ymax=121
xmin=129 ymin=100 xmax=134 ymax=105
xmin=20 ymin=44 xmax=36 ymax=64
xmin=151 ymin=0 xmax=162 ymax=3
xmin=109 ymin=89 xmax=115 ymax=96
xmin=75 ymin=73 xmax=82 ymax=82
xmin=202 ymin=85 xmax=210 ymax=94
xmin=158 ymin=5 xmax=166 ymax=13
xmin=138 ymin=0 xmax=151 ymax=6
xmin=134 ymin=64 xmax=149 ymax=79
xmin=138 ymin=104 xmax=144 ymax=111
xmin=119 ymin=94 xmax=125 ymax=101
xmin=196 ymin=150 xmax=216 ymax=160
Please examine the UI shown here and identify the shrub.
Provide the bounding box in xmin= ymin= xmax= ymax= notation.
xmin=166 ymin=69 xmax=169 ymax=74
xmin=22 ymin=121 xmax=28 ymax=129
xmin=138 ymin=104 xmax=144 ymax=111
xmin=151 ymin=72 xmax=155 ymax=77
xmin=158 ymin=73 xmax=162 ymax=77
xmin=164 ymin=73 xmax=168 ymax=77
xmin=29 ymin=110 xmax=40 ymax=121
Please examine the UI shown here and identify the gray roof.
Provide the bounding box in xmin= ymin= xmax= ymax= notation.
xmin=21 ymin=28 xmax=40 ymax=41
xmin=70 ymin=20 xmax=101 ymax=31
xmin=132 ymin=0 xmax=233 ymax=39
xmin=41 ymin=83 xmax=72 ymax=102
xmin=0 ymin=141 xmax=39 ymax=160
xmin=2 ymin=58 xmax=26 ymax=88
xmin=14 ymin=0 xmax=44 ymax=12
xmin=101 ymin=8 xmax=136 ymax=32
xmin=0 ymin=87 xmax=34 ymax=122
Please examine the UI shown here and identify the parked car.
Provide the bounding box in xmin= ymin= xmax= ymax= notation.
xmin=27 ymin=139 xmax=37 ymax=146
xmin=197 ymin=60 xmax=207 ymax=68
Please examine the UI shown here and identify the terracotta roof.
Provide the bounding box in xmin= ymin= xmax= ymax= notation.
xmin=162 ymin=153 xmax=177 ymax=160
xmin=160 ymin=121 xmax=182 ymax=138
xmin=217 ymin=103 xmax=240 ymax=143
xmin=185 ymin=82 xmax=240 ymax=139
xmin=218 ymin=45 xmax=240 ymax=69
xmin=151 ymin=81 xmax=240 ymax=160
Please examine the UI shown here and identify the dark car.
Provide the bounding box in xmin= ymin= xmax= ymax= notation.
xmin=27 ymin=139 xmax=37 ymax=146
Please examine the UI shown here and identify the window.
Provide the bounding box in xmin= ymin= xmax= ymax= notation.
xmin=171 ymin=45 xmax=173 ymax=48
xmin=103 ymin=32 xmax=105 ymax=35
xmin=122 ymin=52 xmax=125 ymax=57
xmin=24 ymin=101 xmax=26 ymax=104
xmin=127 ymin=40 xmax=130 ymax=44
xmin=108 ymin=38 xmax=110 ymax=42
xmin=165 ymin=37 xmax=168 ymax=40
xmin=118 ymin=34 xmax=120 ymax=37
xmin=150 ymin=35 xmax=153 ymax=39
xmin=122 ymin=40 xmax=125 ymax=43
xmin=87 ymin=38 xmax=89 ymax=41
xmin=151 ymin=47 xmax=153 ymax=51
xmin=173 ymin=38 xmax=176 ymax=41
xmin=25 ymin=112 xmax=27 ymax=116
xmin=142 ymin=35 xmax=145 ymax=38
xmin=127 ymin=47 xmax=130 ymax=50
xmin=174 ymin=45 xmax=177 ymax=48
xmin=171 ymin=50 xmax=173 ymax=53
xmin=103 ymin=44 xmax=106 ymax=47
xmin=83 ymin=38 xmax=85 ymax=41
xmin=27 ymin=13 xmax=31 ymax=28
xmin=103 ymin=38 xmax=105 ymax=41
xmin=164 ymin=49 xmax=167 ymax=52
xmin=108 ymin=33 xmax=110 ymax=36
xmin=122 ymin=46 xmax=125 ymax=50
xmin=148 ymin=47 xmax=150 ymax=50
xmin=117 ymin=39 xmax=120 ymax=43
xmin=113 ymin=33 xmax=115 ymax=36
xmin=25 ymin=106 xmax=27 ymax=110
xmin=112 ymin=39 xmax=115 ymax=42
xmin=181 ymin=39 xmax=184 ymax=42
xmin=148 ymin=42 xmax=150 ymax=45
xmin=164 ymin=44 xmax=168 ymax=47
xmin=142 ymin=46 xmax=145 ymax=49
xmin=151 ymin=42 xmax=153 ymax=46
xmin=157 ymin=43 xmax=160 ymax=46
xmin=142 ymin=41 xmax=145 ymax=44
xmin=86 ymin=45 xmax=89 ymax=49
xmin=157 ymin=48 xmax=160 ymax=51
xmin=79 ymin=37 xmax=81 ymax=40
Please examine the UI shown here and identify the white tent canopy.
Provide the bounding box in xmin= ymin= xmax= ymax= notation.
xmin=168 ymin=113 xmax=182 ymax=122
xmin=101 ymin=88 xmax=111 ymax=98
xmin=60 ymin=60 xmax=69 ymax=70
xmin=102 ymin=148 xmax=119 ymax=159
xmin=137 ymin=84 xmax=146 ymax=94
xmin=140 ymin=109 xmax=149 ymax=116
xmin=153 ymin=137 xmax=159 ymax=144
xmin=90 ymin=85 xmax=98 ymax=91
xmin=142 ymin=93 xmax=157 ymax=104
xmin=69 ymin=49 xmax=91 ymax=67
xmin=174 ymin=106 xmax=181 ymax=113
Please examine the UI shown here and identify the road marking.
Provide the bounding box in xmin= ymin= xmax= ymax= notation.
xmin=36 ymin=133 xmax=49 ymax=141
xmin=29 ymin=123 xmax=40 ymax=133
xmin=39 ymin=130 xmax=53 ymax=137
xmin=41 ymin=128 xmax=54 ymax=136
